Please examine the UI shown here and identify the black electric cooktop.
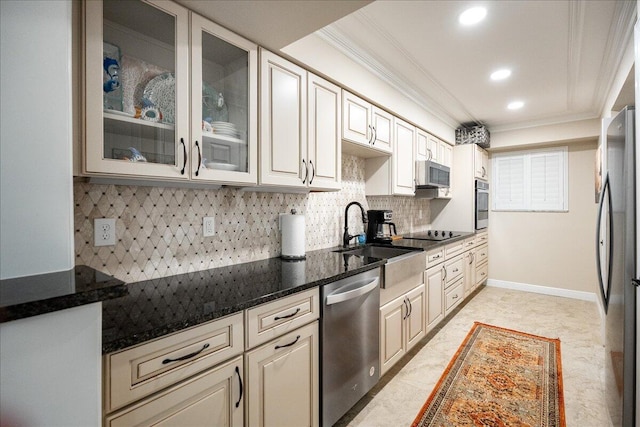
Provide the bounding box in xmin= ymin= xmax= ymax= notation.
xmin=403 ymin=230 xmax=463 ymax=241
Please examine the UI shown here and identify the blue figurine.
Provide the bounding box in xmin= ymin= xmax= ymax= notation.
xmin=127 ymin=147 xmax=147 ymax=162
xmin=103 ymin=57 xmax=120 ymax=93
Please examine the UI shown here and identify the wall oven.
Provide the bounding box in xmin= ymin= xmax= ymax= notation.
xmin=475 ymin=180 xmax=489 ymax=230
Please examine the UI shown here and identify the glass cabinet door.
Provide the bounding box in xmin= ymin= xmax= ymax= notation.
xmin=190 ymin=14 xmax=258 ymax=184
xmin=84 ymin=0 xmax=189 ymax=179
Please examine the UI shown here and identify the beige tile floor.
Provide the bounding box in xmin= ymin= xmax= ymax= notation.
xmin=337 ymin=285 xmax=611 ymax=427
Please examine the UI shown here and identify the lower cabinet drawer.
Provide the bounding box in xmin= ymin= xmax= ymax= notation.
xmin=105 ymin=312 xmax=244 ymax=413
xmin=425 ymin=248 xmax=445 ymax=269
xmin=444 ymin=256 xmax=464 ymax=288
xmin=445 ymin=279 xmax=464 ymax=315
xmin=476 ymin=261 xmax=488 ymax=285
xmin=475 ymin=244 xmax=488 ymax=265
xmin=246 ymin=288 xmax=319 ymax=349
xmin=105 ymin=355 xmax=244 ymax=427
xmin=444 ymin=240 xmax=465 ymax=259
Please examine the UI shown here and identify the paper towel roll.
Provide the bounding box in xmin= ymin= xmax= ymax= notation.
xmin=280 ymin=211 xmax=305 ymax=259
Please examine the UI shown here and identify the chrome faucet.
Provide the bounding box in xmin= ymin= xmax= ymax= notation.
xmin=343 ymin=201 xmax=367 ymax=247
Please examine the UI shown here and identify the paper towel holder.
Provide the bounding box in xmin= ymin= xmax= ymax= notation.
xmin=280 ymin=208 xmax=306 ymax=260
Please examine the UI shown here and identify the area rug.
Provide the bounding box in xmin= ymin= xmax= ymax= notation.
xmin=411 ymin=322 xmax=565 ymax=427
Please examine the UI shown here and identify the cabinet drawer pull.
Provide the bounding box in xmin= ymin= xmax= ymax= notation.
xmin=235 ymin=366 xmax=243 ymax=408
xmin=452 ymin=294 xmax=459 ymax=300
xmin=275 ymin=335 xmax=300 ymax=350
xmin=432 ymin=254 xmax=441 ymax=259
xmin=180 ymin=138 xmax=187 ymax=175
xmin=162 ymin=343 xmax=210 ymax=365
xmin=195 ymin=140 xmax=201 ymax=177
xmin=452 ymin=268 xmax=459 ymax=273
xmin=274 ymin=307 xmax=300 ymax=321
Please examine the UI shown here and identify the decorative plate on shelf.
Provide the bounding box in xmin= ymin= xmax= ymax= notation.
xmin=142 ymin=73 xmax=175 ymax=124
xmin=202 ymin=82 xmax=228 ymax=123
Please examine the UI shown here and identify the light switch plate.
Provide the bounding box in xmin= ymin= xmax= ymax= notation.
xmin=94 ymin=218 xmax=116 ymax=246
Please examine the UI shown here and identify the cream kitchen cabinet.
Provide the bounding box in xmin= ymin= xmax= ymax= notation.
xmin=416 ymin=130 xmax=453 ymax=198
xmin=424 ymin=264 xmax=445 ymax=333
xmin=105 ymin=356 xmax=244 ymax=427
xmin=474 ymin=144 xmax=489 ymax=180
xmin=475 ymin=243 xmax=489 ymax=287
xmin=307 ymin=73 xmax=342 ymax=190
xmin=393 ymin=118 xmax=416 ymax=195
xmin=103 ymin=312 xmax=244 ymax=425
xmin=380 ymin=283 xmax=426 ymax=375
xmin=245 ymin=322 xmax=319 ymax=427
xmin=342 ymin=90 xmax=393 ymax=157
xmin=427 ymin=134 xmax=453 ymax=167
xmin=365 ymin=117 xmax=415 ymax=196
xmin=245 ymin=289 xmax=320 ymax=427
xmin=463 ymin=249 xmax=477 ymax=297
xmin=259 ymin=50 xmax=340 ymax=191
xmin=83 ymin=0 xmax=258 ymax=185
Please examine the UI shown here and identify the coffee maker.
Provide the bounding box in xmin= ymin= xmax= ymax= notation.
xmin=366 ymin=210 xmax=397 ymax=243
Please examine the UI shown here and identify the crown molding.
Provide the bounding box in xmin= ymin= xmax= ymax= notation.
xmin=317 ymin=24 xmax=462 ymax=129
xmin=489 ymin=111 xmax=599 ymax=133
xmin=593 ymin=0 xmax=637 ymax=114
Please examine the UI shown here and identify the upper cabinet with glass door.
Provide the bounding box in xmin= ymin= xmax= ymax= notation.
xmin=83 ymin=0 xmax=257 ymax=185
xmin=190 ymin=14 xmax=257 ymax=185
xmin=84 ymin=0 xmax=189 ymax=179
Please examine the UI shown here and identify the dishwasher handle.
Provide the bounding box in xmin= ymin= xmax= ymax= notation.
xmin=326 ymin=277 xmax=380 ymax=306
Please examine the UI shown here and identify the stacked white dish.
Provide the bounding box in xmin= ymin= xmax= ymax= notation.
xmin=211 ymin=121 xmax=239 ymax=138
xmin=205 ymin=161 xmax=239 ymax=171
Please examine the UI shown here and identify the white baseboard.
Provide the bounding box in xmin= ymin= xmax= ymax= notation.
xmin=486 ymin=279 xmax=598 ymax=302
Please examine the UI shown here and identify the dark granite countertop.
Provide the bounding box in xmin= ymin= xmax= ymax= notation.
xmin=102 ymin=248 xmax=386 ymax=353
xmin=0 ymin=265 xmax=127 ymax=323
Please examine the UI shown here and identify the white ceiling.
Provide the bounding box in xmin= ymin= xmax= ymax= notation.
xmin=178 ymin=0 xmax=636 ymax=133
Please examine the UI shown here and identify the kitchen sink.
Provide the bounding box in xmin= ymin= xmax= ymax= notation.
xmin=334 ymin=245 xmax=426 ymax=289
xmin=333 ymin=245 xmax=416 ymax=260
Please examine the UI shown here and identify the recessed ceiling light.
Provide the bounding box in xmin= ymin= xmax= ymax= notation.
xmin=490 ymin=69 xmax=512 ymax=81
xmin=459 ymin=7 xmax=487 ymax=26
xmin=507 ymin=101 xmax=524 ymax=110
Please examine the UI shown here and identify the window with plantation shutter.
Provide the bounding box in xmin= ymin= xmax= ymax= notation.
xmin=492 ymin=147 xmax=568 ymax=212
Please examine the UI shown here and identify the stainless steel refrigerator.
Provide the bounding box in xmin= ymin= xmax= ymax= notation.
xmin=596 ymin=106 xmax=636 ymax=426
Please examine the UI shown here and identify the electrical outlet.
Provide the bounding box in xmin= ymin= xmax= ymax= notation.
xmin=203 ymin=217 xmax=215 ymax=237
xmin=94 ymin=218 xmax=116 ymax=246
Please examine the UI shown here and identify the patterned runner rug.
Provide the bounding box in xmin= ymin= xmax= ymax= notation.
xmin=411 ymin=322 xmax=565 ymax=427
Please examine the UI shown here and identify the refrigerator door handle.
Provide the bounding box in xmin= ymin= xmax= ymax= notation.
xmin=596 ymin=175 xmax=612 ymax=313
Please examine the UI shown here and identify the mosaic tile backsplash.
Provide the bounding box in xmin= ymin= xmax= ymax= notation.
xmin=74 ymin=155 xmax=432 ymax=282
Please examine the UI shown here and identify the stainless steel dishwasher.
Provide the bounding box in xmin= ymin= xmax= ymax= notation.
xmin=321 ymin=267 xmax=381 ymax=427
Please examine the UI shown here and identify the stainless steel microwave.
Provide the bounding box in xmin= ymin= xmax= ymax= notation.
xmin=416 ymin=160 xmax=450 ymax=188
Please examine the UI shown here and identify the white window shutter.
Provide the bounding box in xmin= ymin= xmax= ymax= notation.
xmin=493 ymin=147 xmax=567 ymax=212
